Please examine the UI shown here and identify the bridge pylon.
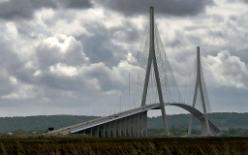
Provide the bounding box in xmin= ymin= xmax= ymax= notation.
xmin=188 ymin=46 xmax=211 ymax=136
xmin=141 ymin=6 xmax=169 ymax=136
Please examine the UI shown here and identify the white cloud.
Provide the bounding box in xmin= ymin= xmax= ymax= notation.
xmin=49 ymin=63 xmax=78 ymax=77
xmin=205 ymin=51 xmax=248 ymax=89
xmin=35 ymin=34 xmax=89 ymax=68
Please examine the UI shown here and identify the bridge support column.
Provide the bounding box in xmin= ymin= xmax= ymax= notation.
xmin=116 ymin=121 xmax=120 ymax=137
xmin=144 ymin=112 xmax=147 ymax=136
xmin=101 ymin=125 xmax=105 ymax=138
xmin=133 ymin=115 xmax=137 ymax=137
xmin=90 ymin=128 xmax=92 ymax=136
xmin=130 ymin=116 xmax=134 ymax=137
xmin=120 ymin=118 xmax=124 ymax=137
xmin=106 ymin=124 xmax=110 ymax=138
xmin=138 ymin=113 xmax=143 ymax=137
xmin=96 ymin=126 xmax=99 ymax=137
xmin=128 ymin=116 xmax=131 ymax=137
xmin=141 ymin=112 xmax=147 ymax=137
xmin=115 ymin=121 xmax=119 ymax=137
xmin=121 ymin=118 xmax=125 ymax=137
xmin=128 ymin=117 xmax=132 ymax=137
xmin=125 ymin=117 xmax=129 ymax=137
xmin=135 ymin=114 xmax=139 ymax=137
xmin=110 ymin=124 xmax=114 ymax=138
xmin=125 ymin=117 xmax=128 ymax=137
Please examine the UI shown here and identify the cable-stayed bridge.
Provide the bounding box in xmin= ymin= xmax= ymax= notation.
xmin=48 ymin=7 xmax=220 ymax=137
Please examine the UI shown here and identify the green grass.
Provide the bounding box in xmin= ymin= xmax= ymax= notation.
xmin=0 ymin=136 xmax=248 ymax=155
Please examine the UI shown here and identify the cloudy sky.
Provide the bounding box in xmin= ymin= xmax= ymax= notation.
xmin=0 ymin=0 xmax=247 ymax=116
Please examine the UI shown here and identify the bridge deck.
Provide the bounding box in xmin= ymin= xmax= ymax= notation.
xmin=48 ymin=103 xmax=160 ymax=135
xmin=48 ymin=102 xmax=220 ymax=136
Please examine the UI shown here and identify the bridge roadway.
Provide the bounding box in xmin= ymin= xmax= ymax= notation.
xmin=47 ymin=103 xmax=220 ymax=137
xmin=47 ymin=103 xmax=159 ymax=136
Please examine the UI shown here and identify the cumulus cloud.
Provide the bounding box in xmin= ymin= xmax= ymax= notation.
xmin=33 ymin=34 xmax=143 ymax=95
xmin=205 ymin=51 xmax=248 ymax=89
xmin=36 ymin=34 xmax=89 ymax=68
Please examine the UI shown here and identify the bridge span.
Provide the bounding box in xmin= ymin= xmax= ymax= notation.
xmin=47 ymin=6 xmax=220 ymax=137
xmin=48 ymin=103 xmax=220 ymax=137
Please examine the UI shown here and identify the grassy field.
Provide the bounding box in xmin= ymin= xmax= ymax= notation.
xmin=0 ymin=136 xmax=248 ymax=155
